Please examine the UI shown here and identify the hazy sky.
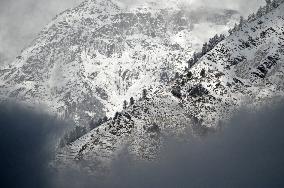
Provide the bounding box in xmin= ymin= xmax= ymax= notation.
xmin=0 ymin=0 xmax=82 ymax=63
xmin=0 ymin=0 xmax=265 ymax=65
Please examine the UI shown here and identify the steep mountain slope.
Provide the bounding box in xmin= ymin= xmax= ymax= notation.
xmin=55 ymin=2 xmax=284 ymax=172
xmin=0 ymin=0 xmax=238 ymax=126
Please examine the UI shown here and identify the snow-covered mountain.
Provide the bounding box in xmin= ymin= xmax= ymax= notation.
xmin=55 ymin=1 xmax=284 ymax=173
xmin=0 ymin=0 xmax=239 ymax=126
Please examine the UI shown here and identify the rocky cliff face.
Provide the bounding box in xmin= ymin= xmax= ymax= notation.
xmin=55 ymin=2 xmax=284 ymax=173
xmin=0 ymin=0 xmax=238 ymax=126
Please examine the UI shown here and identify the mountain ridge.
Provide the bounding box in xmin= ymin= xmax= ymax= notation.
xmin=54 ymin=1 xmax=284 ymax=173
xmin=0 ymin=0 xmax=239 ymax=126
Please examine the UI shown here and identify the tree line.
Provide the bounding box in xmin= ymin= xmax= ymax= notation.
xmin=187 ymin=34 xmax=226 ymax=69
xmin=229 ymin=0 xmax=284 ymax=35
xmin=187 ymin=0 xmax=284 ymax=69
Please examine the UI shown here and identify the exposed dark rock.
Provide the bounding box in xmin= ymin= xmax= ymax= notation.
xmin=188 ymin=84 xmax=209 ymax=97
xmin=171 ymin=85 xmax=182 ymax=99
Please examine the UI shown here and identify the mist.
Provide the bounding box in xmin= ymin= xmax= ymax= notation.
xmin=120 ymin=0 xmax=265 ymax=16
xmin=0 ymin=102 xmax=69 ymax=188
xmin=55 ymin=101 xmax=284 ymax=188
xmin=189 ymin=0 xmax=265 ymax=15
xmin=1 ymin=100 xmax=284 ymax=188
xmin=0 ymin=0 xmax=81 ymax=65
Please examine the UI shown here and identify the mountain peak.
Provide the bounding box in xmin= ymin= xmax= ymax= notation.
xmin=54 ymin=1 xmax=284 ymax=173
xmin=0 ymin=0 xmax=239 ymax=127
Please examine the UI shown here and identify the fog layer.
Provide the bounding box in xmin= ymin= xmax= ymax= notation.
xmin=1 ymin=101 xmax=284 ymax=188
xmin=0 ymin=102 xmax=69 ymax=188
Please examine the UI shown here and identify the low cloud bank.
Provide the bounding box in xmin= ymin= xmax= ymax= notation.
xmin=1 ymin=101 xmax=284 ymax=188
xmin=56 ymin=101 xmax=284 ymax=188
xmin=0 ymin=102 xmax=68 ymax=188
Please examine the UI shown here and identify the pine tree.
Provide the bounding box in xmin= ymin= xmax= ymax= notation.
xmin=256 ymin=6 xmax=264 ymax=18
xmin=114 ymin=112 xmax=120 ymax=120
xmin=272 ymin=0 xmax=278 ymax=8
xmin=130 ymin=97 xmax=135 ymax=106
xmin=213 ymin=34 xmax=219 ymax=45
xmin=142 ymin=89 xmax=147 ymax=100
xmin=123 ymin=100 xmax=128 ymax=109
xmin=232 ymin=23 xmax=239 ymax=33
xmin=187 ymin=71 xmax=193 ymax=79
xmin=200 ymin=69 xmax=206 ymax=78
xmin=187 ymin=58 xmax=194 ymax=68
xmin=266 ymin=0 xmax=272 ymax=5
xmin=193 ymin=52 xmax=198 ymax=64
xmin=202 ymin=42 xmax=208 ymax=55
xmin=208 ymin=38 xmax=214 ymax=50
xmin=174 ymin=72 xmax=180 ymax=80
xmin=239 ymin=16 xmax=244 ymax=29
xmin=248 ymin=13 xmax=256 ymax=22
xmin=219 ymin=34 xmax=225 ymax=41
xmin=208 ymin=35 xmax=219 ymax=50
xmin=171 ymin=85 xmax=182 ymax=99
xmin=266 ymin=0 xmax=272 ymax=12
xmin=228 ymin=28 xmax=233 ymax=35
xmin=103 ymin=116 xmax=108 ymax=122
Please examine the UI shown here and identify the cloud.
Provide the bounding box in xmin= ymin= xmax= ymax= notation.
xmin=0 ymin=0 xmax=81 ymax=64
xmin=118 ymin=0 xmax=265 ymax=15
xmin=189 ymin=0 xmax=265 ymax=15
xmin=0 ymin=102 xmax=69 ymax=188
xmin=1 ymin=99 xmax=284 ymax=188
xmin=53 ymin=101 xmax=284 ymax=188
